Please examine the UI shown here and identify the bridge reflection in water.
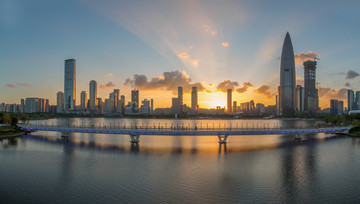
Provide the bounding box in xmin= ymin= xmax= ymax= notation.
xmin=20 ymin=123 xmax=350 ymax=144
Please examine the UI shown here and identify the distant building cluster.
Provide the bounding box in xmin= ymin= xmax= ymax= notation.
xmin=1 ymin=34 xmax=358 ymax=116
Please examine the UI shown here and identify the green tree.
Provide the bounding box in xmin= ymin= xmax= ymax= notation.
xmin=2 ymin=113 xmax=11 ymax=124
xmin=10 ymin=115 xmax=19 ymax=128
xmin=19 ymin=113 xmax=29 ymax=124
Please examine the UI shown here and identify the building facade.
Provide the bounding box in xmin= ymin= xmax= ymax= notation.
xmin=89 ymin=80 xmax=97 ymax=111
xmin=64 ymin=59 xmax=76 ymax=111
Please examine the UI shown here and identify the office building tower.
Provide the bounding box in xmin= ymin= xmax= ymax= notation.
xmin=150 ymin=99 xmax=154 ymax=114
xmin=57 ymin=91 xmax=64 ymax=113
xmin=97 ymin=97 xmax=103 ymax=112
xmin=119 ymin=95 xmax=125 ymax=114
xmin=191 ymin=87 xmax=198 ymax=114
xmin=233 ymin=101 xmax=237 ymax=113
xmin=20 ymin=99 xmax=25 ymax=113
xmin=348 ymin=90 xmax=355 ymax=111
xmin=25 ymin=98 xmax=40 ymax=113
xmin=64 ymin=59 xmax=76 ymax=111
xmin=227 ymin=89 xmax=232 ymax=113
xmin=140 ymin=99 xmax=150 ymax=114
xmin=279 ymin=32 xmax=296 ymax=116
xmin=89 ymin=80 xmax=98 ymax=111
xmin=172 ymin=98 xmax=181 ymax=114
xmin=178 ymin=87 xmax=183 ymax=112
xmin=131 ymin=89 xmax=139 ymax=108
xmin=113 ymin=89 xmax=120 ymax=112
xmin=296 ymin=85 xmax=304 ymax=112
xmin=304 ymin=60 xmax=318 ymax=114
xmin=45 ymin=99 xmax=50 ymax=112
xmin=330 ymin=99 xmax=344 ymax=115
xmin=81 ymin=91 xmax=87 ymax=110
xmin=356 ymin=91 xmax=360 ymax=110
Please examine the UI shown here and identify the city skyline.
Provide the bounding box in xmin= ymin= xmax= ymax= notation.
xmin=1 ymin=0 xmax=360 ymax=109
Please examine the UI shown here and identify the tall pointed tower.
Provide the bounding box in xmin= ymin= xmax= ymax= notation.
xmin=279 ymin=32 xmax=296 ymax=116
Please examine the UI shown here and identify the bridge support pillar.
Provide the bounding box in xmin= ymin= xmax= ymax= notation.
xmin=61 ymin=131 xmax=70 ymax=139
xmin=294 ymin=133 xmax=302 ymax=140
xmin=218 ymin=135 xmax=229 ymax=144
xmin=130 ymin=134 xmax=140 ymax=143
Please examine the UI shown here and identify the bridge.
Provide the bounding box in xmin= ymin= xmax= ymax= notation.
xmin=19 ymin=123 xmax=350 ymax=144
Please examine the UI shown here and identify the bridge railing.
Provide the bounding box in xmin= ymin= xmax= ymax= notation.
xmin=21 ymin=122 xmax=343 ymax=131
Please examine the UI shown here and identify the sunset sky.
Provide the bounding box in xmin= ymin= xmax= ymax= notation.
xmin=1 ymin=0 xmax=360 ymax=109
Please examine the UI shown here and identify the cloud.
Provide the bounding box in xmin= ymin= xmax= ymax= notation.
xmin=124 ymin=70 xmax=207 ymax=94
xmin=216 ymin=80 xmax=239 ymax=92
xmin=6 ymin=83 xmax=16 ymax=88
xmin=254 ymin=85 xmax=273 ymax=98
xmin=107 ymin=73 xmax=113 ymax=77
xmin=99 ymin=82 xmax=115 ymax=89
xmin=236 ymin=82 xmax=254 ymax=93
xmin=6 ymin=83 xmax=32 ymax=88
xmin=345 ymin=82 xmax=350 ymax=87
xmin=222 ymin=41 xmax=229 ymax=47
xmin=17 ymin=83 xmax=32 ymax=87
xmin=318 ymin=86 xmax=347 ymax=100
xmin=203 ymin=24 xmax=217 ymax=36
xmin=294 ymin=51 xmax=319 ymax=65
xmin=346 ymin=70 xmax=359 ymax=79
xmin=177 ymin=52 xmax=189 ymax=59
xmin=177 ymin=52 xmax=199 ymax=67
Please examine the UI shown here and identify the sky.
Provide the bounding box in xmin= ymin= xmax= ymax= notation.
xmin=1 ymin=0 xmax=360 ymax=109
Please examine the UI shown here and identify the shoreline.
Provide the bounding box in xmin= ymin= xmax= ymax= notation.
xmin=0 ymin=132 xmax=24 ymax=139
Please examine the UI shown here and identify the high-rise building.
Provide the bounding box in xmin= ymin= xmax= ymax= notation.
xmin=64 ymin=59 xmax=76 ymax=111
xmin=296 ymin=85 xmax=304 ymax=112
xmin=348 ymin=89 xmax=355 ymax=111
xmin=227 ymin=89 xmax=232 ymax=113
xmin=119 ymin=95 xmax=125 ymax=114
xmin=233 ymin=101 xmax=237 ymax=113
xmin=355 ymin=91 xmax=360 ymax=110
xmin=171 ymin=98 xmax=181 ymax=114
xmin=20 ymin=99 xmax=25 ymax=113
xmin=150 ymin=99 xmax=154 ymax=114
xmin=191 ymin=87 xmax=198 ymax=113
xmin=178 ymin=87 xmax=183 ymax=113
xmin=89 ymin=80 xmax=97 ymax=111
xmin=45 ymin=99 xmax=50 ymax=112
xmin=140 ymin=99 xmax=150 ymax=114
xmin=279 ymin=32 xmax=296 ymax=116
xmin=25 ymin=98 xmax=41 ymax=113
xmin=131 ymin=89 xmax=139 ymax=108
xmin=113 ymin=89 xmax=120 ymax=112
xmin=276 ymin=86 xmax=280 ymax=115
xmin=80 ymin=91 xmax=87 ymax=110
xmin=57 ymin=91 xmax=64 ymax=113
xmin=330 ymin=99 xmax=344 ymax=115
xmin=304 ymin=60 xmax=318 ymax=114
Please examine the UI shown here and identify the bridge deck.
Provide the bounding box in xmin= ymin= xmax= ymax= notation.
xmin=20 ymin=125 xmax=350 ymax=136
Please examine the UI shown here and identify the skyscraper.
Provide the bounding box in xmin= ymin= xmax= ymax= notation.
xmin=113 ymin=89 xmax=120 ymax=112
xmin=279 ymin=32 xmax=296 ymax=116
xmin=89 ymin=80 xmax=98 ymax=111
xmin=227 ymin=89 xmax=232 ymax=113
xmin=348 ymin=89 xmax=355 ymax=111
xmin=64 ymin=59 xmax=76 ymax=111
xmin=57 ymin=91 xmax=64 ymax=113
xmin=191 ymin=87 xmax=198 ymax=113
xmin=81 ymin=91 xmax=87 ymax=110
xmin=355 ymin=91 xmax=360 ymax=110
xmin=150 ymin=99 xmax=154 ymax=114
xmin=178 ymin=87 xmax=183 ymax=113
xmin=131 ymin=89 xmax=139 ymax=109
xmin=304 ymin=60 xmax=318 ymax=114
xmin=296 ymin=85 xmax=304 ymax=112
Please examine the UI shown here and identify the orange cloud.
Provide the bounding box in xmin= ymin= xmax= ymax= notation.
xmin=177 ymin=52 xmax=190 ymax=59
xmin=99 ymin=82 xmax=115 ymax=89
xmin=254 ymin=85 xmax=273 ymax=98
xmin=294 ymin=51 xmax=319 ymax=65
xmin=222 ymin=41 xmax=229 ymax=47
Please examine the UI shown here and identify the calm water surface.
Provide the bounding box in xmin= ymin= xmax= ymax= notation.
xmin=1 ymin=118 xmax=360 ymax=203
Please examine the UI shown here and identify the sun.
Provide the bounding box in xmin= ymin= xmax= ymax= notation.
xmin=198 ymin=92 xmax=227 ymax=109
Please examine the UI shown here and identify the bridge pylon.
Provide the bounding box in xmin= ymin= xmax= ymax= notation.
xmin=130 ymin=134 xmax=140 ymax=143
xmin=218 ymin=134 xmax=229 ymax=144
xmin=294 ymin=133 xmax=302 ymax=140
